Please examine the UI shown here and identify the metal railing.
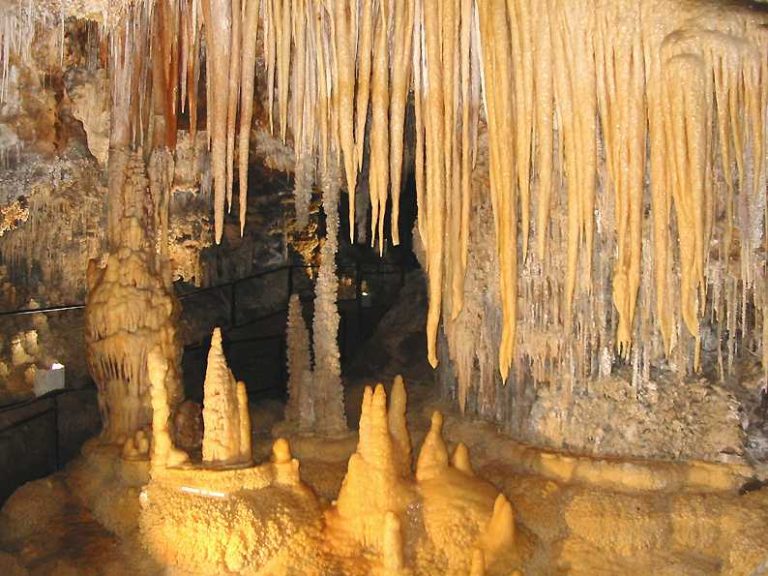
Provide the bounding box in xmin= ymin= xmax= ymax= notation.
xmin=0 ymin=259 xmax=409 ymax=324
xmin=0 ymin=259 xmax=412 ymax=503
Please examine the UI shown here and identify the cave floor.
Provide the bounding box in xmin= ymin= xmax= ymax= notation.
xmin=1 ymin=380 xmax=768 ymax=575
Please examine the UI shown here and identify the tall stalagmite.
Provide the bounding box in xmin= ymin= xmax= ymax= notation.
xmin=201 ymin=327 xmax=252 ymax=465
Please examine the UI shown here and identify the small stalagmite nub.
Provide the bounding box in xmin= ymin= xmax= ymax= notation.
xmin=451 ymin=442 xmax=473 ymax=476
xmin=272 ymin=437 xmax=292 ymax=464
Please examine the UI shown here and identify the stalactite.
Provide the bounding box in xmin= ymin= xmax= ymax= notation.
xmin=368 ymin=0 xmax=389 ymax=254
xmin=354 ymin=0 xmax=374 ymax=174
xmin=202 ymin=0 xmax=232 ymax=244
xmin=478 ymin=0 xmax=517 ymax=381
xmin=238 ymin=0 xmax=261 ymax=234
xmin=388 ymin=0 xmax=414 ymax=247
xmin=421 ymin=0 xmax=446 ymax=369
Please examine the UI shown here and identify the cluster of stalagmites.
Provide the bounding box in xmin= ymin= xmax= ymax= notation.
xmin=330 ymin=376 xmax=517 ymax=574
xmin=129 ymin=326 xmax=253 ymax=467
xmin=140 ymin=374 xmax=519 ymax=574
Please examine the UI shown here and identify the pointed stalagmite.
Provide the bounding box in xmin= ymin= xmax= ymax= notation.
xmin=416 ymin=411 xmax=449 ymax=482
xmin=202 ymin=328 xmax=250 ymax=465
xmin=480 ymin=493 xmax=516 ymax=563
xmin=285 ymin=294 xmax=312 ymax=427
xmin=236 ymin=381 xmax=252 ymax=462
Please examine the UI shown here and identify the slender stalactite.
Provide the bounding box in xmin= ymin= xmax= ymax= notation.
xmin=226 ymin=0 xmax=242 ymax=212
xmin=203 ymin=0 xmax=232 ymax=244
xmin=389 ymin=0 xmax=414 ymax=247
xmin=369 ymin=0 xmax=389 ymax=254
xmin=354 ymin=0 xmax=374 ymax=173
xmin=239 ymin=0 xmax=261 ymax=235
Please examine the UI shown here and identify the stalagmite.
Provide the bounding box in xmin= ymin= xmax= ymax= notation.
xmin=479 ymin=493 xmax=515 ymax=564
xmin=202 ymin=327 xmax=251 ymax=465
xmin=415 ymin=411 xmax=449 ymax=482
xmin=311 ymin=238 xmax=348 ymax=435
xmin=470 ymin=549 xmax=485 ymax=576
xmin=451 ymin=442 xmax=473 ymax=475
xmin=237 ymin=380 xmax=252 ymax=461
xmin=147 ymin=348 xmax=189 ymax=468
xmin=382 ymin=511 xmax=405 ymax=571
xmin=86 ymin=153 xmax=182 ymax=443
xmin=333 ymin=384 xmax=411 ymax=550
xmin=388 ymin=375 xmax=412 ymax=476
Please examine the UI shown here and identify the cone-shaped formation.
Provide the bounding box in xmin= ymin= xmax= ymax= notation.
xmin=147 ymin=347 xmax=189 ymax=468
xmin=202 ymin=328 xmax=252 ymax=465
xmin=479 ymin=493 xmax=516 ymax=565
xmin=415 ymin=411 xmax=449 ymax=482
xmin=451 ymin=442 xmax=474 ymax=476
xmin=330 ymin=377 xmax=519 ymax=572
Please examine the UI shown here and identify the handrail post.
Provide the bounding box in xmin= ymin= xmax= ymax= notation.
xmin=230 ymin=282 xmax=237 ymax=328
xmin=52 ymin=394 xmax=60 ymax=471
xmin=287 ymin=265 xmax=293 ymax=297
xmin=356 ymin=260 xmax=363 ymax=340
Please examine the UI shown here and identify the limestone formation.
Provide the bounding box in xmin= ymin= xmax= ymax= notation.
xmin=201 ymin=328 xmax=252 ymax=466
xmin=147 ymin=347 xmax=189 ymax=469
xmin=85 ymin=151 xmax=182 ymax=443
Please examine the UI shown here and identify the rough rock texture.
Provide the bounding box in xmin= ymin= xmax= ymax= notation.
xmin=528 ymin=373 xmax=745 ymax=462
